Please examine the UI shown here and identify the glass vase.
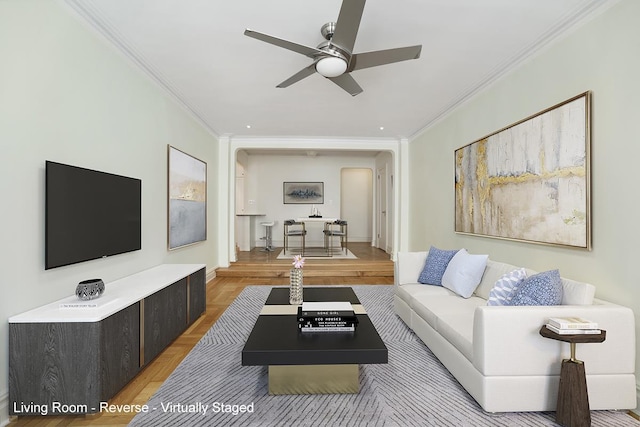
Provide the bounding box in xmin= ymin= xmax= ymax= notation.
xmin=289 ymin=268 xmax=303 ymax=305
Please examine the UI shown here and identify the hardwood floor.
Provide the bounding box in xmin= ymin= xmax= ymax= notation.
xmin=8 ymin=243 xmax=393 ymax=426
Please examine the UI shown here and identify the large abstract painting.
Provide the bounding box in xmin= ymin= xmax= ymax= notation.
xmin=168 ymin=145 xmax=207 ymax=249
xmin=454 ymin=92 xmax=591 ymax=249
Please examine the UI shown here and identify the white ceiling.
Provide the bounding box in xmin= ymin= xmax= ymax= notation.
xmin=66 ymin=0 xmax=614 ymax=140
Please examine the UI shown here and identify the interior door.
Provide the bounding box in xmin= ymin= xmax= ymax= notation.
xmin=340 ymin=168 xmax=373 ymax=244
xmin=377 ymin=167 xmax=387 ymax=251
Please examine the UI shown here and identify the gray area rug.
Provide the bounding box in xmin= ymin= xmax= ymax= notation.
xmin=129 ymin=285 xmax=638 ymax=426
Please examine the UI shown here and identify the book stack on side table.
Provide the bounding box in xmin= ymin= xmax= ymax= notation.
xmin=298 ymin=301 xmax=358 ymax=332
xmin=545 ymin=317 xmax=600 ymax=335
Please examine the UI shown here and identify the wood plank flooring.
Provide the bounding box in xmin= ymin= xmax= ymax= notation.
xmin=8 ymin=243 xmax=394 ymax=426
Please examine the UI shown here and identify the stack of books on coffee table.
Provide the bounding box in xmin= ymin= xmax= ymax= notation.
xmin=298 ymin=301 xmax=358 ymax=333
xmin=545 ymin=317 xmax=601 ymax=334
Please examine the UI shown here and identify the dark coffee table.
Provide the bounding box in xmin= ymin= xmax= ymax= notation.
xmin=242 ymin=287 xmax=388 ymax=394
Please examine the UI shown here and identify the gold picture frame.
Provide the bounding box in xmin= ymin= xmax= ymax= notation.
xmin=168 ymin=145 xmax=207 ymax=250
xmin=454 ymin=92 xmax=591 ymax=249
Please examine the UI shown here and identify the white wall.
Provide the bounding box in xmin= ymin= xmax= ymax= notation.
xmin=244 ymin=153 xmax=376 ymax=247
xmin=0 ymin=1 xmax=219 ymax=423
xmin=408 ymin=0 xmax=640 ymax=408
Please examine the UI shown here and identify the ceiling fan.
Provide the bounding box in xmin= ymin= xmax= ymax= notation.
xmin=244 ymin=0 xmax=422 ymax=96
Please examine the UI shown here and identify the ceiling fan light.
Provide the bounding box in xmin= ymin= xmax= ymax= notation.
xmin=316 ymin=57 xmax=347 ymax=78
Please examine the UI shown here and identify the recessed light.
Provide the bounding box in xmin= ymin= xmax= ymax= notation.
xmin=379 ymin=126 xmax=385 ymax=131
xmin=246 ymin=125 xmax=251 ymax=129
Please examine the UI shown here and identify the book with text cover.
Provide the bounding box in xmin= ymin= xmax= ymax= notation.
xmin=300 ymin=301 xmax=355 ymax=318
xmin=547 ymin=317 xmax=598 ymax=330
xmin=545 ymin=324 xmax=601 ymax=335
xmin=300 ymin=325 xmax=355 ymax=333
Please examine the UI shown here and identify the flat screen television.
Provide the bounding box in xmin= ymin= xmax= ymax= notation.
xmin=45 ymin=161 xmax=142 ymax=269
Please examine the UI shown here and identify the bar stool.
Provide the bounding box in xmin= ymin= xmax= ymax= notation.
xmin=260 ymin=221 xmax=275 ymax=252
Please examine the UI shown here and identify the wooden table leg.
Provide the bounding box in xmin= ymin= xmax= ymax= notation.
xmin=556 ymin=358 xmax=591 ymax=427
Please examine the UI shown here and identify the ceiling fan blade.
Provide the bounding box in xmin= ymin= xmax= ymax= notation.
xmin=277 ymin=63 xmax=318 ymax=88
xmin=331 ymin=0 xmax=366 ymax=53
xmin=329 ymin=73 xmax=363 ymax=96
xmin=349 ymin=45 xmax=422 ymax=71
xmin=244 ymin=29 xmax=323 ymax=58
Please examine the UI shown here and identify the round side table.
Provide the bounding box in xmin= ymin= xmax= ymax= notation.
xmin=539 ymin=325 xmax=606 ymax=427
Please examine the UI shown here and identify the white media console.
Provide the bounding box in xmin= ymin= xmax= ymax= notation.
xmin=8 ymin=264 xmax=206 ymax=416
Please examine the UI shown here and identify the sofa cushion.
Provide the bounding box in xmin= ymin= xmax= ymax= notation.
xmin=441 ymin=249 xmax=488 ymax=298
xmin=474 ymin=260 xmax=521 ymax=300
xmin=487 ymin=268 xmax=527 ymax=306
xmin=418 ymin=246 xmax=459 ymax=286
xmin=561 ymin=278 xmax=596 ymax=305
xmin=509 ymin=270 xmax=563 ymax=306
xmin=395 ymin=284 xmax=452 ymax=308
xmin=411 ymin=294 xmax=484 ymax=332
xmin=436 ymin=313 xmax=475 ymax=362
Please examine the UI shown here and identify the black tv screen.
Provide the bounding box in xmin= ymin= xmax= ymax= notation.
xmin=45 ymin=161 xmax=142 ymax=269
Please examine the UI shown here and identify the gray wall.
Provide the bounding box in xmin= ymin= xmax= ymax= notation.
xmin=0 ymin=1 xmax=219 ymax=422
xmin=408 ymin=0 xmax=640 ymax=407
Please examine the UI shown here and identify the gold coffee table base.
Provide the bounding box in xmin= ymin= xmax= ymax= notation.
xmin=268 ymin=364 xmax=359 ymax=395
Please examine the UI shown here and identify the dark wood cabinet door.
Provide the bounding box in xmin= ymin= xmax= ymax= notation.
xmin=143 ymin=278 xmax=187 ymax=364
xmin=189 ymin=268 xmax=206 ymax=324
xmin=9 ymin=322 xmax=101 ymax=414
xmin=100 ymin=303 xmax=140 ymax=400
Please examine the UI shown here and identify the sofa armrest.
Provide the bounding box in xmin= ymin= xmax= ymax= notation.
xmin=395 ymin=251 xmax=428 ymax=286
xmin=473 ymin=302 xmax=635 ymax=376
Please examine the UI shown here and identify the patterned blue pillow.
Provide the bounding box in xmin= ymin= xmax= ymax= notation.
xmin=508 ymin=270 xmax=563 ymax=306
xmin=487 ymin=268 xmax=527 ymax=306
xmin=418 ymin=246 xmax=459 ymax=286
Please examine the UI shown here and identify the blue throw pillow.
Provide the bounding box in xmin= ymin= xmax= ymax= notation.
xmin=508 ymin=270 xmax=563 ymax=306
xmin=487 ymin=268 xmax=527 ymax=306
xmin=418 ymin=246 xmax=459 ymax=286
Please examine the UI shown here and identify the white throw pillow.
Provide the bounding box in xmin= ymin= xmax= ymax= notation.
xmin=441 ymin=249 xmax=489 ymax=298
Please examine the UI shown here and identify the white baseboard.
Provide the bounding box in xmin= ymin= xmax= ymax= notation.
xmin=206 ymin=268 xmax=216 ymax=283
xmin=633 ymin=385 xmax=640 ymax=416
xmin=0 ymin=392 xmax=9 ymax=427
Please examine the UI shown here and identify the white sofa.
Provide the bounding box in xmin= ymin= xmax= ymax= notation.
xmin=394 ymin=251 xmax=636 ymax=413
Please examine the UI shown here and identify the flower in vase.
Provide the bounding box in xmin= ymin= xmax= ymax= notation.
xmin=292 ymin=254 xmax=305 ymax=269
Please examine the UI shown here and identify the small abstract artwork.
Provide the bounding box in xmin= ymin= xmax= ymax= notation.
xmin=454 ymin=92 xmax=591 ymax=249
xmin=283 ymin=182 xmax=324 ymax=204
xmin=168 ymin=145 xmax=207 ymax=249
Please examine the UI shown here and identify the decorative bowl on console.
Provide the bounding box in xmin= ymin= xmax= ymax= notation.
xmin=75 ymin=279 xmax=105 ymax=301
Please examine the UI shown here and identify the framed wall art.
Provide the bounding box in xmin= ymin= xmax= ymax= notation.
xmin=454 ymin=92 xmax=591 ymax=249
xmin=168 ymin=145 xmax=207 ymax=249
xmin=283 ymin=182 xmax=324 ymax=204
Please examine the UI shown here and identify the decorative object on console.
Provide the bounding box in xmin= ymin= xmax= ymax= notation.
xmin=454 ymin=91 xmax=591 ymax=249
xmin=75 ymin=278 xmax=105 ymax=301
xmin=283 ymin=182 xmax=324 ymax=204
xmin=289 ymin=254 xmax=305 ymax=305
xmin=168 ymin=145 xmax=207 ymax=250
xmin=309 ymin=204 xmax=321 ymax=217
xmin=418 ymin=246 xmax=459 ymax=286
